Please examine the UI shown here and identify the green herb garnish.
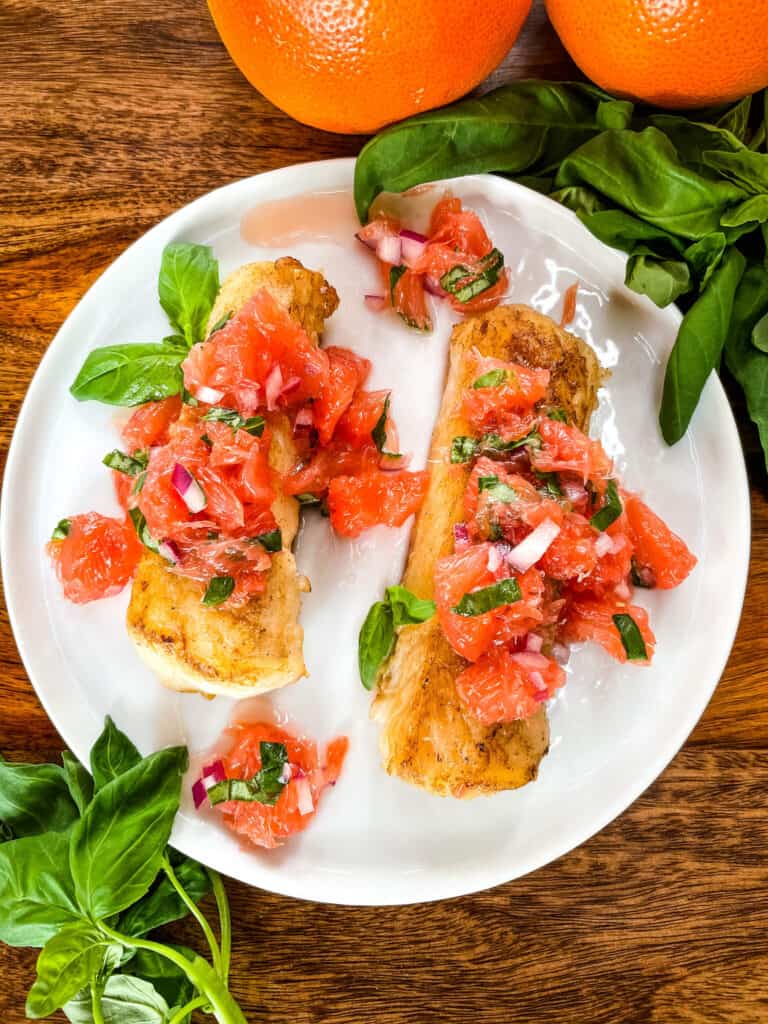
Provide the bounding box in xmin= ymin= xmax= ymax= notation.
xmin=389 ymin=264 xmax=407 ymax=301
xmin=208 ymin=310 xmax=233 ymax=336
xmin=251 ymin=528 xmax=282 ymax=553
xmin=201 ymin=407 xmax=265 ymax=437
xmin=202 ymin=576 xmax=235 ymax=607
xmin=358 ymin=585 xmax=436 ymax=690
xmin=296 ymin=493 xmax=321 ymax=506
xmin=128 ymin=507 xmax=160 ymax=554
xmin=478 ymin=475 xmax=518 ymax=503
xmin=207 ymin=742 xmax=288 ymax=807
xmin=371 ymin=394 xmax=401 ymax=457
xmin=535 ymin=470 xmax=563 ymax=498
xmin=472 ymin=369 xmax=508 ymax=389
xmin=102 ymin=449 xmax=149 ymax=477
xmin=612 ymin=613 xmax=648 ymax=660
xmin=450 ymin=429 xmax=541 ymax=464
xmin=439 ymin=248 xmax=505 ymax=303
xmin=452 ymin=577 xmax=522 ymax=616
xmin=590 ymin=479 xmax=622 ymax=531
xmin=51 ymin=518 xmax=71 ymax=541
xmin=548 ymin=408 xmax=568 ymax=423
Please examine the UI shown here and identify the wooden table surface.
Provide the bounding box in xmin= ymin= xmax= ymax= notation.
xmin=2 ymin=2 xmax=767 ymax=1021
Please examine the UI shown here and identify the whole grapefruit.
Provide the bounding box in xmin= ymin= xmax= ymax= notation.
xmin=207 ymin=0 xmax=532 ymax=133
xmin=545 ymin=0 xmax=768 ymax=109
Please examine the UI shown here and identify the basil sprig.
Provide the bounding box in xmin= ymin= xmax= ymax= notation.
xmin=358 ymin=585 xmax=436 ymax=690
xmin=102 ymin=449 xmax=148 ymax=477
xmin=70 ymin=244 xmax=219 ymax=407
xmin=207 ymin=743 xmax=288 ymax=807
xmin=355 ymin=81 xmax=768 ymax=468
xmin=452 ymin=577 xmax=522 ymax=616
xmin=202 ymin=576 xmax=235 ymax=607
xmin=201 ymin=407 xmax=266 ymax=437
xmin=440 ymin=248 xmax=505 ymax=302
xmin=478 ymin=475 xmax=518 ymax=503
xmin=612 ymin=612 xmax=648 ymax=660
xmin=590 ymin=480 xmax=622 ymax=531
xmin=0 ymin=716 xmax=249 ymax=1021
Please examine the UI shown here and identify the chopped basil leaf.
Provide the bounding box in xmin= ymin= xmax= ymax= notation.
xmin=535 ymin=470 xmax=562 ymax=498
xmin=131 ymin=470 xmax=147 ymax=495
xmin=207 ymin=742 xmax=288 ymax=807
xmin=296 ymin=493 xmax=321 ymax=506
xmin=450 ymin=429 xmax=541 ymax=464
xmin=207 ymin=530 xmax=219 ymax=540
xmin=488 ymin=520 xmax=504 ymax=541
xmin=478 ymin=475 xmax=518 ymax=503
xmin=102 ymin=449 xmax=149 ymax=477
xmin=181 ymin=386 xmax=199 ymax=407
xmin=371 ymin=394 xmax=400 ymax=456
xmin=548 ymin=408 xmax=568 ymax=423
xmin=472 ymin=369 xmax=508 ymax=389
xmin=451 ymin=436 xmax=480 ymax=463
xmin=439 ymin=248 xmax=505 ymax=303
xmin=51 ymin=518 xmax=71 ymax=541
xmin=252 ymin=528 xmax=282 ymax=553
xmin=389 ymin=264 xmax=407 ymax=302
xmin=202 ymin=407 xmax=265 ymax=437
xmin=128 ymin=507 xmax=160 ymax=554
xmin=612 ymin=613 xmax=648 ymax=660
xmin=202 ymin=576 xmax=235 ymax=607
xmin=452 ymin=577 xmax=522 ymax=617
xmin=590 ymin=480 xmax=622 ymax=531
xmin=208 ymin=311 xmax=233 ymax=336
xmin=358 ymin=585 xmax=436 ymax=690
xmin=200 ymin=433 xmax=213 ymax=448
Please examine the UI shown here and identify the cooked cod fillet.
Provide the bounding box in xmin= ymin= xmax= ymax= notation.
xmin=372 ymin=304 xmax=604 ymax=798
xmin=127 ymin=257 xmax=339 ymax=697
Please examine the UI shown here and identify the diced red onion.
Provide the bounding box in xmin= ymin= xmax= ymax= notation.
xmin=295 ymin=777 xmax=314 ymax=816
xmin=279 ymin=763 xmax=293 ymax=785
xmin=195 ymin=385 xmax=224 ymax=405
xmin=533 ymin=687 xmax=549 ymax=703
xmin=487 ymin=545 xmax=504 ymax=574
xmin=400 ymin=229 xmax=428 ymax=266
xmin=615 ymin=580 xmax=631 ymax=601
xmin=552 ymin=642 xmax=570 ymax=665
xmin=202 ymin=760 xmax=226 ymax=784
xmin=594 ymin=533 xmax=613 ymax=558
xmin=355 ymin=221 xmax=393 ymax=250
xmin=376 ymin=234 xmax=402 ymax=265
xmin=192 ymin=778 xmax=208 ymax=809
xmin=158 ymin=540 xmax=181 ymax=565
xmin=507 ymin=519 xmax=560 ymax=573
xmin=423 ymin=275 xmax=447 ymax=297
xmin=264 ymin=364 xmax=284 ymax=411
xmin=525 ymin=633 xmax=544 ymax=653
xmin=364 ymin=294 xmax=387 ymax=312
xmin=562 ymin=479 xmax=587 ymax=505
xmin=294 ymin=406 xmax=314 ymax=430
xmin=171 ymin=463 xmax=207 ymax=513
xmin=530 ymin=670 xmax=547 ymax=693
xmin=453 ymin=522 xmax=470 ymax=551
xmin=510 ymin=651 xmax=550 ymax=672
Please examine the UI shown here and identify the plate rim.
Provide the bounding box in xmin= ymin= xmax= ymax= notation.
xmin=0 ymin=157 xmax=751 ymax=905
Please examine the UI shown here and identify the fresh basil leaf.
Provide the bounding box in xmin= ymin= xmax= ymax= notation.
xmin=61 ymin=753 xmax=94 ymax=816
xmin=389 ymin=265 xmax=406 ymax=302
xmin=660 ymin=247 xmax=746 ymax=444
xmin=450 ymin=436 xmax=480 ymax=463
xmin=590 ymin=480 xmax=622 ymax=531
xmin=547 ymin=409 xmax=568 ymax=423
xmin=128 ymin=948 xmax=195 ymax=1016
xmin=0 ymin=761 xmax=79 ymax=836
xmin=63 ymin=975 xmax=170 ymax=1024
xmin=371 ymin=394 xmax=392 ymax=453
xmin=128 ymin=508 xmax=160 ymax=555
xmin=52 ymin=518 xmax=71 ymax=540
xmin=208 ymin=742 xmax=288 ymax=807
xmin=703 ymin=148 xmax=768 ymax=195
xmin=440 ymin=248 xmax=505 ymax=302
xmin=208 ymin=311 xmax=233 ymax=336
xmin=201 ymin=406 xmax=265 ymax=437
xmin=612 ymin=613 xmax=648 ymax=660
xmin=296 ymin=493 xmax=321 ymax=506
xmin=118 ymin=859 xmax=210 ymax=938
xmin=89 ymin=717 xmax=141 ymax=792
xmin=714 ymin=95 xmax=754 ymax=144
xmin=624 ymin=250 xmax=691 ymax=307
xmin=548 ymin=185 xmax=610 ymax=218
xmin=158 ymin=242 xmax=219 ymax=347
xmin=181 ymin=385 xmax=199 ymax=407
xmin=644 ymin=113 xmax=746 ymax=169
xmin=555 ymin=127 xmax=747 ymax=241
xmin=450 ymin=430 xmax=539 ymax=464
xmin=252 ymin=528 xmax=282 ymax=553
xmin=0 ymin=831 xmax=82 ymax=947
xmin=472 ymin=369 xmax=508 ymax=389
xmin=573 ymin=208 xmax=686 ymax=259
xmin=102 ymin=449 xmax=148 ymax=477
xmin=202 ymin=576 xmax=235 ymax=607
xmin=358 ymin=600 xmax=394 ymax=690
xmin=752 ymin=311 xmax=768 ymax=354
xmin=719 ymin=193 xmax=768 ymax=229
xmin=386 ymin=585 xmax=436 ymax=627
xmin=26 ymin=922 xmax=123 ymax=1019
xmin=535 ymin=471 xmax=562 ymax=498
xmin=452 ymin=577 xmax=522 ymax=617
xmin=596 ymin=98 xmax=634 ymax=131
xmin=70 ymin=745 xmax=188 ymax=919
xmin=70 ymin=343 xmax=184 ymax=407
xmin=0 ymin=821 xmax=13 ymax=843
xmin=724 ymin=262 xmax=768 ymax=470
xmin=683 ymin=232 xmax=727 ymax=290
xmin=354 ymin=80 xmax=614 ymax=221
xmin=478 ymin=475 xmax=518 ymax=503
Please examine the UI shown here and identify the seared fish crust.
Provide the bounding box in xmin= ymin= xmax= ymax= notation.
xmin=373 ymin=304 xmax=604 ymax=797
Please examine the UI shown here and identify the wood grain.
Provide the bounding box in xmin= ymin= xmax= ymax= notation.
xmin=1 ymin=1 xmax=767 ymax=1021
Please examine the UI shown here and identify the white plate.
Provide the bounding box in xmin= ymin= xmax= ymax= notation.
xmin=1 ymin=159 xmax=749 ymax=905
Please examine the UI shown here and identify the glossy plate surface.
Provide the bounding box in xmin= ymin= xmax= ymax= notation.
xmin=1 ymin=159 xmax=749 ymax=904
